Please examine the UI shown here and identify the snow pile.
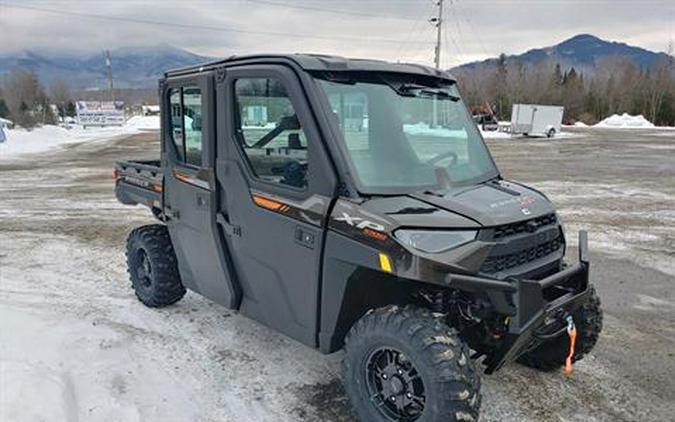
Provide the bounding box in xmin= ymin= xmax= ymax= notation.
xmin=0 ymin=117 xmax=161 ymax=160
xmin=480 ymin=129 xmax=512 ymax=139
xmin=574 ymin=121 xmax=588 ymax=127
xmin=125 ymin=115 xmax=160 ymax=131
xmin=401 ymin=122 xmax=516 ymax=139
xmin=0 ymin=125 xmax=133 ymax=158
xmin=403 ymin=122 xmax=468 ymax=138
xmin=594 ymin=113 xmax=655 ymax=129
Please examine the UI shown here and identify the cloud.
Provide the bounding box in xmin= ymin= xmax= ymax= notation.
xmin=1 ymin=0 xmax=673 ymax=66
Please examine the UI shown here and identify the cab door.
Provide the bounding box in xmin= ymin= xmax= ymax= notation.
xmin=162 ymin=74 xmax=238 ymax=308
xmin=215 ymin=65 xmax=336 ymax=346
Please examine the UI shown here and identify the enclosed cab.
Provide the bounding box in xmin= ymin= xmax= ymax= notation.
xmin=115 ymin=54 xmax=602 ymax=422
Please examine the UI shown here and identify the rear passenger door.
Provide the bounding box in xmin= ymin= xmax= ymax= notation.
xmin=162 ymin=74 xmax=238 ymax=308
xmin=215 ymin=65 xmax=336 ymax=346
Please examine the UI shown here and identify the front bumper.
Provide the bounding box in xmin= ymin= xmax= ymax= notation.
xmin=445 ymin=231 xmax=591 ymax=374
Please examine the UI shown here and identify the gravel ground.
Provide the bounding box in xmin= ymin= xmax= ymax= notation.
xmin=1 ymin=128 xmax=674 ymax=421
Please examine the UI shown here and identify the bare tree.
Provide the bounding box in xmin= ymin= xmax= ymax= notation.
xmin=49 ymin=78 xmax=72 ymax=119
xmin=3 ymin=68 xmax=53 ymax=128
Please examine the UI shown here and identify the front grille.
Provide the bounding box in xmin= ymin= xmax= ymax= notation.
xmin=481 ymin=236 xmax=563 ymax=274
xmin=480 ymin=213 xmax=563 ymax=275
xmin=493 ymin=213 xmax=557 ymax=239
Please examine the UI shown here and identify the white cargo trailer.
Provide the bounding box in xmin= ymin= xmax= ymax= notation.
xmin=510 ymin=104 xmax=564 ymax=138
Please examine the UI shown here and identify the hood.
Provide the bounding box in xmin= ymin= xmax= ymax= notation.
xmin=406 ymin=179 xmax=555 ymax=227
xmin=361 ymin=195 xmax=481 ymax=229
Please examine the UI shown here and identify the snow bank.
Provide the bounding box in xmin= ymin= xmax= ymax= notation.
xmin=0 ymin=117 xmax=159 ymax=160
xmin=480 ymin=129 xmax=512 ymax=139
xmin=125 ymin=115 xmax=160 ymax=131
xmin=594 ymin=113 xmax=655 ymax=128
xmin=1 ymin=125 xmax=129 ymax=158
xmin=403 ymin=122 xmax=468 ymax=138
xmin=574 ymin=121 xmax=588 ymax=127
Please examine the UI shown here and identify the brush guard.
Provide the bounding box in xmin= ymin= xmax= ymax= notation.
xmin=445 ymin=231 xmax=591 ymax=374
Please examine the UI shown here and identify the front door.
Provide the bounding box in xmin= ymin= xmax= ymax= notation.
xmin=163 ymin=74 xmax=238 ymax=309
xmin=215 ymin=65 xmax=336 ymax=346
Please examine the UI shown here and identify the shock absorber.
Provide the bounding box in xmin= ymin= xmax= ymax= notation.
xmin=430 ymin=290 xmax=448 ymax=313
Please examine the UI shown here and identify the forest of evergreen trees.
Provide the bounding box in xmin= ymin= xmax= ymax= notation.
xmin=454 ymin=53 xmax=675 ymax=126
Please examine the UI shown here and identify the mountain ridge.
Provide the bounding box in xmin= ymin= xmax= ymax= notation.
xmin=0 ymin=45 xmax=213 ymax=89
xmin=454 ymin=34 xmax=672 ymax=72
xmin=1 ymin=34 xmax=672 ymax=89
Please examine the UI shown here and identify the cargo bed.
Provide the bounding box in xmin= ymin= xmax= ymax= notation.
xmin=114 ymin=159 xmax=163 ymax=211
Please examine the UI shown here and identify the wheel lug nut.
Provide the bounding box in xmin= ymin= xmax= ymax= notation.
xmin=382 ymin=374 xmax=387 ymax=379
xmin=398 ymin=369 xmax=403 ymax=375
xmin=406 ymin=393 xmax=412 ymax=398
xmin=391 ymin=396 xmax=396 ymax=401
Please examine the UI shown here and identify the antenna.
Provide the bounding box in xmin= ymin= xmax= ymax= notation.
xmin=104 ymin=50 xmax=115 ymax=102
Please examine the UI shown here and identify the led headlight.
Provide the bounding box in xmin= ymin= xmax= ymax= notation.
xmin=394 ymin=229 xmax=477 ymax=253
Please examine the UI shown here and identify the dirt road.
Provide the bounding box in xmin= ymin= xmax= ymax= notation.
xmin=1 ymin=128 xmax=674 ymax=421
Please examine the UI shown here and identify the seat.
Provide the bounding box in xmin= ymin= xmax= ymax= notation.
xmin=288 ymin=133 xmax=302 ymax=150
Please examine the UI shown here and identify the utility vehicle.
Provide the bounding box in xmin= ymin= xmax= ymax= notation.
xmin=115 ymin=54 xmax=602 ymax=422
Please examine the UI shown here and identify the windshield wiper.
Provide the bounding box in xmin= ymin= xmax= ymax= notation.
xmin=418 ymin=89 xmax=460 ymax=101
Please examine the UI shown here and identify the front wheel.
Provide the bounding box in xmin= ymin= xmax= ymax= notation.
xmin=546 ymin=128 xmax=556 ymax=138
xmin=343 ymin=306 xmax=481 ymax=422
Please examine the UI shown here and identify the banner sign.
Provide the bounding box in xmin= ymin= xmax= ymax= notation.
xmin=76 ymin=101 xmax=125 ymax=126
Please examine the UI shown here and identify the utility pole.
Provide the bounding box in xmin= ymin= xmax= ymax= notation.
xmin=432 ymin=0 xmax=444 ymax=69
xmin=430 ymin=0 xmax=444 ymax=126
xmin=104 ymin=50 xmax=115 ymax=102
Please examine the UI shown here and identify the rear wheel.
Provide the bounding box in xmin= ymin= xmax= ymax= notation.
xmin=343 ymin=306 xmax=481 ymax=422
xmin=518 ymin=285 xmax=603 ymax=371
xmin=126 ymin=224 xmax=185 ymax=307
xmin=546 ymin=128 xmax=556 ymax=138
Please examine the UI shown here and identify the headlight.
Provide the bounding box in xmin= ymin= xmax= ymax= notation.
xmin=394 ymin=229 xmax=477 ymax=253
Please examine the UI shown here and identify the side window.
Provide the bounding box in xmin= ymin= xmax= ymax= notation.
xmin=169 ymin=90 xmax=184 ymax=161
xmin=183 ymin=87 xmax=202 ymax=166
xmin=234 ymin=78 xmax=308 ymax=189
xmin=168 ymin=86 xmax=203 ymax=167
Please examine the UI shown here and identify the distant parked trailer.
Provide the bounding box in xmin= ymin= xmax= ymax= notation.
xmin=511 ymin=104 xmax=564 ymax=138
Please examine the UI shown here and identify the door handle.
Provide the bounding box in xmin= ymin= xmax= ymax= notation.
xmin=166 ymin=206 xmax=180 ymax=220
xmin=295 ymin=226 xmax=316 ymax=249
xmin=217 ymin=213 xmax=241 ymax=237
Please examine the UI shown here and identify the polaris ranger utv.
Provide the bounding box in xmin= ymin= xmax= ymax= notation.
xmin=115 ymin=54 xmax=602 ymax=421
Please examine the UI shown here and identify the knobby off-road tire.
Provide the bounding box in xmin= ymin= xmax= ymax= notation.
xmin=343 ymin=305 xmax=481 ymax=422
xmin=518 ymin=285 xmax=603 ymax=372
xmin=126 ymin=224 xmax=185 ymax=307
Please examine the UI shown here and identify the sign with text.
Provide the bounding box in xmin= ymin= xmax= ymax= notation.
xmin=76 ymin=101 xmax=125 ymax=126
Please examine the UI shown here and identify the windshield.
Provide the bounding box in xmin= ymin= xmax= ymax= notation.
xmin=316 ymin=75 xmax=498 ymax=194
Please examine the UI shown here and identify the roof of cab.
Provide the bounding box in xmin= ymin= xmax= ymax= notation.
xmin=164 ymin=53 xmax=455 ymax=81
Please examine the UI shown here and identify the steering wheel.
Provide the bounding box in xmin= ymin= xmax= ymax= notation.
xmin=427 ymin=151 xmax=458 ymax=166
xmin=272 ymin=160 xmax=308 ymax=188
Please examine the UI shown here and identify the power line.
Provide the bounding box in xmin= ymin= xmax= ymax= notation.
xmin=245 ymin=0 xmax=418 ymax=21
xmin=0 ymin=2 xmax=434 ymax=45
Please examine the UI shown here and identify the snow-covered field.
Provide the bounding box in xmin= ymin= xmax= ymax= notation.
xmin=1 ymin=127 xmax=675 ymax=421
xmin=0 ymin=116 xmax=159 ymax=160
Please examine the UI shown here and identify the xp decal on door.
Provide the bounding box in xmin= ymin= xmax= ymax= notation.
xmin=115 ymin=54 xmax=602 ymax=422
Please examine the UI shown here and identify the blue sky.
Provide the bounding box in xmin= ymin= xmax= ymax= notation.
xmin=1 ymin=0 xmax=673 ymax=66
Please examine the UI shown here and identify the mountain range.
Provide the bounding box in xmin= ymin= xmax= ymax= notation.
xmin=454 ymin=34 xmax=671 ymax=72
xmin=0 ymin=44 xmax=211 ymax=90
xmin=0 ymin=34 xmax=672 ymax=90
